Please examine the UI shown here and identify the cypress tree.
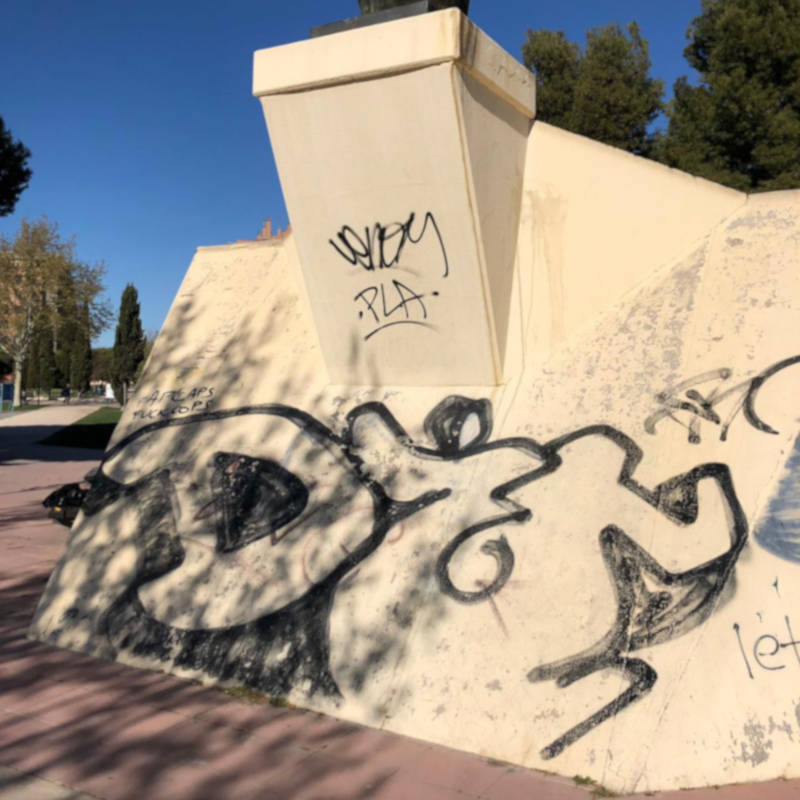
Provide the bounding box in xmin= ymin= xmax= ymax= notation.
xmin=112 ymin=284 xmax=145 ymax=404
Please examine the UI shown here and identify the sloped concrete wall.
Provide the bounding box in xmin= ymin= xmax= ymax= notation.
xmin=29 ymin=139 xmax=800 ymax=792
xmin=515 ymin=122 xmax=746 ymax=362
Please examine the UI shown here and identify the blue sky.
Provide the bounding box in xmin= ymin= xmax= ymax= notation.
xmin=0 ymin=0 xmax=702 ymax=347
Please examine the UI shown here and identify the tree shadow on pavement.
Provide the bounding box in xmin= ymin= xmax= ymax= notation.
xmin=0 ymin=432 xmax=104 ymax=464
xmin=0 ymin=570 xmax=441 ymax=800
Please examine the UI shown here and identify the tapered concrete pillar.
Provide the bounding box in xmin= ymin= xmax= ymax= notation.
xmin=253 ymin=8 xmax=535 ymax=385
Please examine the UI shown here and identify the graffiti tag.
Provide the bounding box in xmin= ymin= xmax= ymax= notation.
xmin=77 ymin=394 xmax=750 ymax=761
xmin=329 ymin=211 xmax=449 ymax=341
xmin=132 ymin=386 xmax=215 ymax=421
xmin=733 ymin=616 xmax=800 ymax=678
xmin=645 ymin=355 xmax=800 ymax=443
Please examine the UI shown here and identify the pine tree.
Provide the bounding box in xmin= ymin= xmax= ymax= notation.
xmin=521 ymin=30 xmax=580 ymax=130
xmin=0 ymin=116 xmax=32 ymax=217
xmin=661 ymin=0 xmax=800 ymax=190
xmin=112 ymin=284 xmax=145 ymax=404
xmin=523 ymin=22 xmax=664 ymax=156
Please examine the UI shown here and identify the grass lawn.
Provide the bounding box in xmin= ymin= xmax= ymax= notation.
xmin=38 ymin=407 xmax=123 ymax=449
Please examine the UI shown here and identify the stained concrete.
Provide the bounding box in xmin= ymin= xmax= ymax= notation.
xmin=26 ymin=9 xmax=800 ymax=795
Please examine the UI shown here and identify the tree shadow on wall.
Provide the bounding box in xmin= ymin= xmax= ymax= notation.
xmin=23 ymin=240 xmax=475 ymax=795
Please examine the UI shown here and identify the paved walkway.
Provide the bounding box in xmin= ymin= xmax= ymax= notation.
xmin=1 ymin=406 xmax=798 ymax=799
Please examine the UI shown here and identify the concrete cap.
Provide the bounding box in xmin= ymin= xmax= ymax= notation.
xmin=252 ymin=8 xmax=535 ymax=119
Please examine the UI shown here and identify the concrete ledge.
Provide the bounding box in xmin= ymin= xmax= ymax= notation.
xmin=252 ymin=8 xmax=535 ymax=118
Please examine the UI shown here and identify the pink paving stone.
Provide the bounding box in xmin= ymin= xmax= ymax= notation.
xmin=74 ymin=716 xmax=314 ymax=800
xmin=277 ymin=712 xmax=380 ymax=755
xmin=238 ymin=745 xmax=408 ymax=800
xmin=477 ymin=766 xmax=594 ymax=800
xmin=387 ymin=742 xmax=510 ymax=796
xmin=0 ymin=648 xmax=123 ymax=682
xmin=263 ymin=760 xmax=408 ymax=800
xmin=0 ymin=708 xmax=192 ymax=794
xmin=626 ymin=780 xmax=800 ymax=799
xmin=119 ymin=679 xmax=231 ymax=719
xmin=7 ymin=683 xmax=190 ymax=732
xmin=195 ymin=697 xmax=304 ymax=735
xmin=0 ymin=710 xmax=57 ymax=752
xmin=0 ymin=671 xmax=96 ymax=702
xmin=244 ymin=708 xmax=350 ymax=751
xmin=0 ymin=677 xmax=102 ymax=717
xmin=369 ymin=780 xmax=468 ymax=800
xmin=298 ymin=726 xmax=431 ymax=769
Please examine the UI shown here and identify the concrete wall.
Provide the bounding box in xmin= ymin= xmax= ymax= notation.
xmin=516 ymin=122 xmax=746 ymax=362
xmin=30 ymin=174 xmax=800 ymax=793
xmin=27 ymin=12 xmax=800 ymax=790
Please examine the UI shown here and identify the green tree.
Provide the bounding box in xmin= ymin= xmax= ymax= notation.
xmin=523 ymin=22 xmax=664 ymax=155
xmin=0 ymin=217 xmax=110 ymax=406
xmin=35 ymin=320 xmax=57 ymax=396
xmin=134 ymin=330 xmax=158 ymax=383
xmin=0 ymin=218 xmax=70 ymax=406
xmin=70 ymin=304 xmax=93 ymax=394
xmin=521 ymin=30 xmax=580 ymax=130
xmin=0 ymin=116 xmax=32 ymax=217
xmin=91 ymin=347 xmax=114 ymax=382
xmin=661 ymin=0 xmax=800 ymax=190
xmin=112 ymin=284 xmax=145 ymax=404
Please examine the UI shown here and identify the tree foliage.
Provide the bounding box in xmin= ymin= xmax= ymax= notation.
xmin=91 ymin=346 xmax=114 ymax=382
xmin=0 ymin=218 xmax=111 ymax=404
xmin=523 ymin=22 xmax=664 ymax=155
xmin=112 ymin=284 xmax=145 ymax=403
xmin=521 ymin=30 xmax=580 ymax=130
xmin=70 ymin=304 xmax=93 ymax=393
xmin=23 ymin=316 xmax=56 ymax=395
xmin=661 ymin=0 xmax=800 ymax=190
xmin=0 ymin=116 xmax=32 ymax=217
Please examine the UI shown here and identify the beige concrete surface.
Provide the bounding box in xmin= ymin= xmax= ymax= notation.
xmin=27 ymin=10 xmax=800 ymax=796
xmin=256 ymin=9 xmax=533 ymax=385
xmin=0 ymin=417 xmax=594 ymax=799
xmin=30 ymin=188 xmax=800 ymax=794
xmin=515 ymin=122 xmax=746 ymax=364
xmin=252 ymin=7 xmax=535 ymax=116
xmin=4 ymin=420 xmax=800 ymax=799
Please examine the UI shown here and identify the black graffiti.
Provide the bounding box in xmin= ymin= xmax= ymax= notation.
xmin=85 ymin=401 xmax=452 ymax=698
xmin=208 ymin=453 xmax=309 ymax=553
xmin=329 ymin=211 xmax=449 ymax=277
xmin=138 ymin=387 xmax=215 ymax=405
xmin=734 ymin=615 xmax=800 ymax=678
xmin=132 ymin=401 xmax=214 ymax=421
xmin=645 ymin=355 xmax=800 ymax=443
xmin=76 ymin=395 xmax=748 ymax=761
xmin=428 ymin=415 xmax=748 ymax=759
xmin=354 ymin=279 xmax=432 ymax=341
xmin=329 ymin=212 xmax=449 ymax=340
xmin=132 ymin=386 xmax=216 ymax=421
